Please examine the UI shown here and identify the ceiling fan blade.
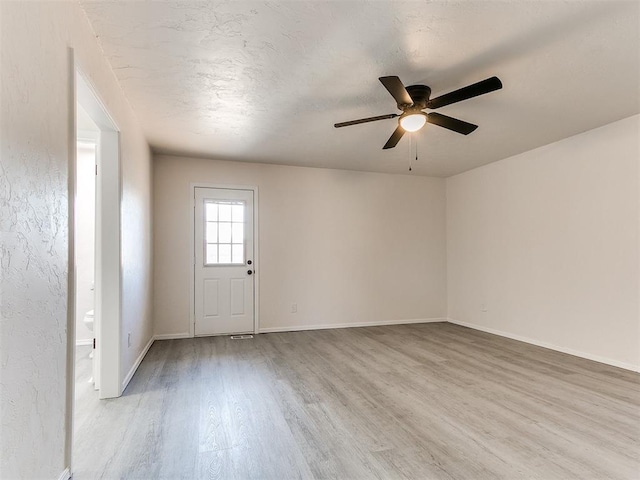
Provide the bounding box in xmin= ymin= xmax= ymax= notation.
xmin=427 ymin=76 xmax=502 ymax=109
xmin=427 ymin=113 xmax=478 ymax=135
xmin=379 ymin=76 xmax=413 ymax=106
xmin=334 ymin=113 xmax=399 ymax=128
xmin=382 ymin=125 xmax=405 ymax=149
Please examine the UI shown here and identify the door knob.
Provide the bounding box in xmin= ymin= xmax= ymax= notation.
xmin=247 ymin=270 xmax=253 ymax=275
xmin=247 ymin=260 xmax=252 ymax=265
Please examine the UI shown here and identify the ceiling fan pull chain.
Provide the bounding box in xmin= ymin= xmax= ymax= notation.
xmin=409 ymin=134 xmax=414 ymax=172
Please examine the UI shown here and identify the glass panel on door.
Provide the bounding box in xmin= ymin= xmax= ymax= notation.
xmin=204 ymin=200 xmax=245 ymax=265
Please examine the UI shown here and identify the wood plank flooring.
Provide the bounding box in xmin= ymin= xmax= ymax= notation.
xmin=73 ymin=323 xmax=640 ymax=479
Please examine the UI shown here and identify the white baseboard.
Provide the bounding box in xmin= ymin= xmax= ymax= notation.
xmin=118 ymin=332 xmax=200 ymax=392
xmin=58 ymin=467 xmax=71 ymax=480
xmin=447 ymin=318 xmax=640 ymax=373
xmin=122 ymin=336 xmax=155 ymax=391
xmin=153 ymin=332 xmax=192 ymax=341
xmin=259 ymin=318 xmax=446 ymax=334
xmin=75 ymin=339 xmax=92 ymax=347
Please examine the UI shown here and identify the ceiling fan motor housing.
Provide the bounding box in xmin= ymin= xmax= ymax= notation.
xmin=404 ymin=85 xmax=431 ymax=110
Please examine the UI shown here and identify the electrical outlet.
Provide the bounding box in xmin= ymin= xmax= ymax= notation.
xmin=291 ymin=304 xmax=297 ymax=313
xmin=481 ymin=303 xmax=488 ymax=312
xmin=128 ymin=332 xmax=132 ymax=347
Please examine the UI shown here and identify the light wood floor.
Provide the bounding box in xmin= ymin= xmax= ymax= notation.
xmin=73 ymin=323 xmax=640 ymax=479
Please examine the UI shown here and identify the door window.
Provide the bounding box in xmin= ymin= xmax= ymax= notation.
xmin=204 ymin=201 xmax=245 ymax=265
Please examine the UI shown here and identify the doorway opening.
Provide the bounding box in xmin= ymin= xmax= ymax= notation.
xmin=73 ymin=71 xmax=122 ymax=400
xmin=74 ymin=109 xmax=99 ymax=407
xmin=67 ymin=66 xmax=123 ymax=475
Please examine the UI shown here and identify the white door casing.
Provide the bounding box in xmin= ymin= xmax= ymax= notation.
xmin=67 ymin=64 xmax=123 ymax=480
xmin=194 ymin=187 xmax=255 ymax=336
xmin=75 ymin=70 xmax=122 ymax=400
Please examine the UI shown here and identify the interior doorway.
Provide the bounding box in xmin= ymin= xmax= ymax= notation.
xmin=75 ymin=111 xmax=98 ymax=392
xmin=67 ymin=66 xmax=123 ymax=476
xmin=73 ymin=70 xmax=122 ymax=399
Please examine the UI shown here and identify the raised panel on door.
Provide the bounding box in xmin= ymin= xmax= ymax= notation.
xmin=203 ymin=279 xmax=219 ymax=318
xmin=230 ymin=278 xmax=245 ymax=316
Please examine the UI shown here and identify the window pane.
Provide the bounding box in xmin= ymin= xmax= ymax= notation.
xmin=232 ymin=244 xmax=244 ymax=264
xmin=219 ymin=222 xmax=231 ymax=243
xmin=203 ymin=200 xmax=247 ymax=265
xmin=206 ymin=222 xmax=218 ymax=243
xmin=205 ymin=203 xmax=218 ymax=222
xmin=231 ymin=223 xmax=244 ymax=243
xmin=206 ymin=244 xmax=218 ymax=264
xmin=232 ymin=204 xmax=244 ymax=222
xmin=219 ymin=244 xmax=232 ymax=263
xmin=219 ymin=204 xmax=232 ymax=222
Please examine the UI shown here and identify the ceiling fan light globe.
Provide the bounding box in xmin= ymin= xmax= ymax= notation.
xmin=400 ymin=113 xmax=427 ymax=132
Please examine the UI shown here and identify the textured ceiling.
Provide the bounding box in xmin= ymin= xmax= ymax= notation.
xmin=80 ymin=1 xmax=639 ymax=177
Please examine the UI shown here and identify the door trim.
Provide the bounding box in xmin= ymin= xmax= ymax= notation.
xmin=66 ymin=50 xmax=123 ymax=475
xmin=189 ymin=183 xmax=260 ymax=337
xmin=76 ymin=71 xmax=122 ymax=400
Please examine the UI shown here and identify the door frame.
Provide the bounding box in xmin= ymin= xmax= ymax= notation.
xmin=74 ymin=68 xmax=122 ymax=400
xmin=65 ymin=51 xmax=124 ymax=473
xmin=189 ymin=183 xmax=260 ymax=337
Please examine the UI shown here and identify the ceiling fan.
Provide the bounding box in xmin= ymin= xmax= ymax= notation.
xmin=334 ymin=75 xmax=502 ymax=149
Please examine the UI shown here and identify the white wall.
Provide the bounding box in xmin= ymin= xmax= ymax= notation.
xmin=447 ymin=115 xmax=640 ymax=371
xmin=0 ymin=2 xmax=153 ymax=478
xmin=75 ymin=143 xmax=96 ymax=343
xmin=154 ymin=155 xmax=447 ymax=336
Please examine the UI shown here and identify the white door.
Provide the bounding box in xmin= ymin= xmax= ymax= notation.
xmin=194 ymin=187 xmax=255 ymax=336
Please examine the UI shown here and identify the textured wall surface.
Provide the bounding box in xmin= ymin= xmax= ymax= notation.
xmin=153 ymin=156 xmax=447 ymax=336
xmin=447 ymin=115 xmax=640 ymax=370
xmin=0 ymin=2 xmax=153 ymax=478
xmin=1 ymin=4 xmax=71 ymax=477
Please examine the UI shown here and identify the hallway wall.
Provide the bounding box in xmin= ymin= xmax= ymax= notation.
xmin=0 ymin=2 xmax=153 ymax=478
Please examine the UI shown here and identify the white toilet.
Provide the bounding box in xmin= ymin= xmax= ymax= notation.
xmin=83 ymin=309 xmax=94 ymax=333
xmin=83 ymin=310 xmax=94 ymax=362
